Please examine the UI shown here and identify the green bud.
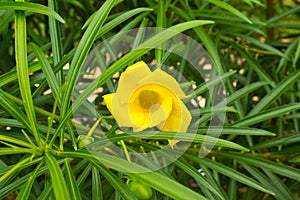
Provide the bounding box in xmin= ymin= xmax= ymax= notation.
xmin=77 ymin=135 xmax=94 ymax=149
xmin=128 ymin=180 xmax=153 ymax=200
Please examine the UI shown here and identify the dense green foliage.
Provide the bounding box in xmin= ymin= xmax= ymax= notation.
xmin=0 ymin=0 xmax=300 ymax=199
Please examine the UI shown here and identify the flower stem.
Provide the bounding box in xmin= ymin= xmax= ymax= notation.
xmin=87 ymin=116 xmax=113 ymax=137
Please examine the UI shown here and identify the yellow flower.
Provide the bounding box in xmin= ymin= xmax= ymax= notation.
xmin=103 ymin=61 xmax=192 ymax=145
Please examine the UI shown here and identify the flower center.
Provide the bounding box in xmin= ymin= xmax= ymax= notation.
xmin=138 ymin=90 xmax=160 ymax=109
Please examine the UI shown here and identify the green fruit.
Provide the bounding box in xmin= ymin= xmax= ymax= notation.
xmin=128 ymin=180 xmax=153 ymax=200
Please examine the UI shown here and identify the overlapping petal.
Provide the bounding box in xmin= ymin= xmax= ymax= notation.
xmin=102 ymin=94 xmax=113 ymax=113
xmin=159 ymin=100 xmax=191 ymax=132
xmin=115 ymin=61 xmax=151 ymax=104
xmin=128 ymin=84 xmax=173 ymax=131
xmin=138 ymin=68 xmax=186 ymax=99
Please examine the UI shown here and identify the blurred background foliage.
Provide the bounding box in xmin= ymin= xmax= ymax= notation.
xmin=0 ymin=0 xmax=300 ymax=199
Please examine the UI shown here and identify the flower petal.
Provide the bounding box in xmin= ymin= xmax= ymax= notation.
xmin=129 ymin=93 xmax=172 ymax=131
xmin=138 ymin=68 xmax=186 ymax=99
xmin=111 ymin=99 xmax=138 ymax=127
xmin=128 ymin=98 xmax=150 ymax=131
xmin=103 ymin=94 xmax=113 ymax=113
xmin=148 ymin=96 xmax=172 ymax=127
xmin=104 ymin=94 xmax=138 ymax=128
xmin=123 ymin=61 xmax=151 ymax=75
xmin=159 ymin=98 xmax=192 ymax=148
xmin=116 ymin=61 xmax=151 ymax=104
xmin=105 ymin=62 xmax=152 ymax=128
xmin=160 ymin=100 xmax=191 ymax=132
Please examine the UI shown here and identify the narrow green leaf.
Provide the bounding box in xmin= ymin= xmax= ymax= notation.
xmin=31 ymin=43 xmax=59 ymax=98
xmin=55 ymin=1 xmax=117 ymax=149
xmin=64 ymin=0 xmax=86 ymax=11
xmin=0 ymin=132 xmax=34 ymax=149
xmin=92 ymin=162 xmax=138 ymax=200
xmin=248 ymin=69 xmax=300 ymax=116
xmin=130 ymin=172 xmax=207 ymax=200
xmin=0 ymin=157 xmax=32 ymax=182
xmin=36 ymin=186 xmax=53 ymax=200
xmin=60 ymin=0 xmax=116 ymax=119
xmin=120 ymin=10 xmax=151 ymax=33
xmin=0 ymin=159 xmax=62 ymax=200
xmin=1 ymin=91 xmax=59 ymax=122
xmin=180 ymin=162 xmax=226 ymax=200
xmin=277 ymin=36 xmax=300 ymax=73
xmin=253 ymin=133 xmax=300 ymax=150
xmin=0 ymin=89 xmax=31 ymax=132
xmin=16 ymin=160 xmax=44 ymax=200
xmin=0 ymin=147 xmax=34 ymax=155
xmin=241 ymin=162 xmax=292 ymax=199
xmin=0 ymin=59 xmax=48 ymax=88
xmin=198 ymin=127 xmax=275 ymax=136
xmin=56 ymin=151 xmax=207 ymax=200
xmin=143 ymin=144 xmax=226 ymax=199
xmin=293 ymin=37 xmax=300 ymax=68
xmin=137 ymin=21 xmax=214 ymax=50
xmin=233 ymin=44 xmax=274 ymax=86
xmin=265 ymin=5 xmax=300 ymax=25
xmin=216 ymin=152 xmax=300 ymax=181
xmin=0 ymin=10 xmax=14 ymax=32
xmin=86 ymin=132 xmax=249 ymax=152
xmin=192 ymin=71 xmax=236 ymax=97
xmin=190 ymin=106 xmax=238 ymax=117
xmin=31 ymin=48 xmax=75 ymax=97
xmin=289 ymin=155 xmax=300 ymax=163
xmin=226 ymin=81 xmax=271 ymax=105
xmin=92 ymin=167 xmax=103 ymax=200
xmin=48 ymin=0 xmax=63 ymax=83
xmin=233 ymin=103 xmax=300 ymax=127
xmin=184 ymin=154 xmax=275 ymax=195
xmin=171 ymin=6 xmax=224 ymax=75
xmin=45 ymin=153 xmax=71 ymax=200
xmin=228 ymin=178 xmax=237 ymax=200
xmin=0 ymin=157 xmax=43 ymax=176
xmin=155 ymin=0 xmax=166 ymax=65
xmin=0 ymin=1 xmax=64 ymax=23
xmin=76 ymin=164 xmax=92 ymax=188
xmin=220 ymin=21 xmax=265 ymax=36
xmin=263 ymin=169 xmax=294 ymax=199
xmin=64 ymin=158 xmax=82 ymax=200
xmin=15 ymin=8 xmax=40 ymax=144
xmin=234 ymin=34 xmax=287 ymax=58
xmin=245 ymin=0 xmax=264 ymax=6
xmin=207 ymin=0 xmax=252 ymax=24
xmin=94 ymin=7 xmax=152 ymax=38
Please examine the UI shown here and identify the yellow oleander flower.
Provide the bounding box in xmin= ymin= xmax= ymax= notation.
xmin=103 ymin=61 xmax=191 ymax=146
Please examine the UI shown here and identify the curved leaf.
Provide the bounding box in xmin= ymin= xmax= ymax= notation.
xmin=233 ymin=103 xmax=300 ymax=127
xmin=0 ymin=2 xmax=64 ymax=23
xmin=207 ymin=0 xmax=252 ymax=24
xmin=184 ymin=153 xmax=275 ymax=195
xmin=45 ymin=153 xmax=71 ymax=200
xmin=248 ymin=70 xmax=300 ymax=116
xmin=56 ymin=150 xmax=207 ymax=200
xmin=16 ymin=160 xmax=44 ymax=200
xmin=216 ymin=152 xmax=300 ymax=181
xmin=64 ymin=158 xmax=82 ymax=200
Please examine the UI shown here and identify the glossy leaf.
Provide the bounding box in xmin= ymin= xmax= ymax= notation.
xmin=0 ymin=2 xmax=64 ymax=23
xmin=45 ymin=153 xmax=71 ymax=200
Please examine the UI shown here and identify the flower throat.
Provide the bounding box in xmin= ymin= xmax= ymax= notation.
xmin=138 ymin=90 xmax=160 ymax=109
